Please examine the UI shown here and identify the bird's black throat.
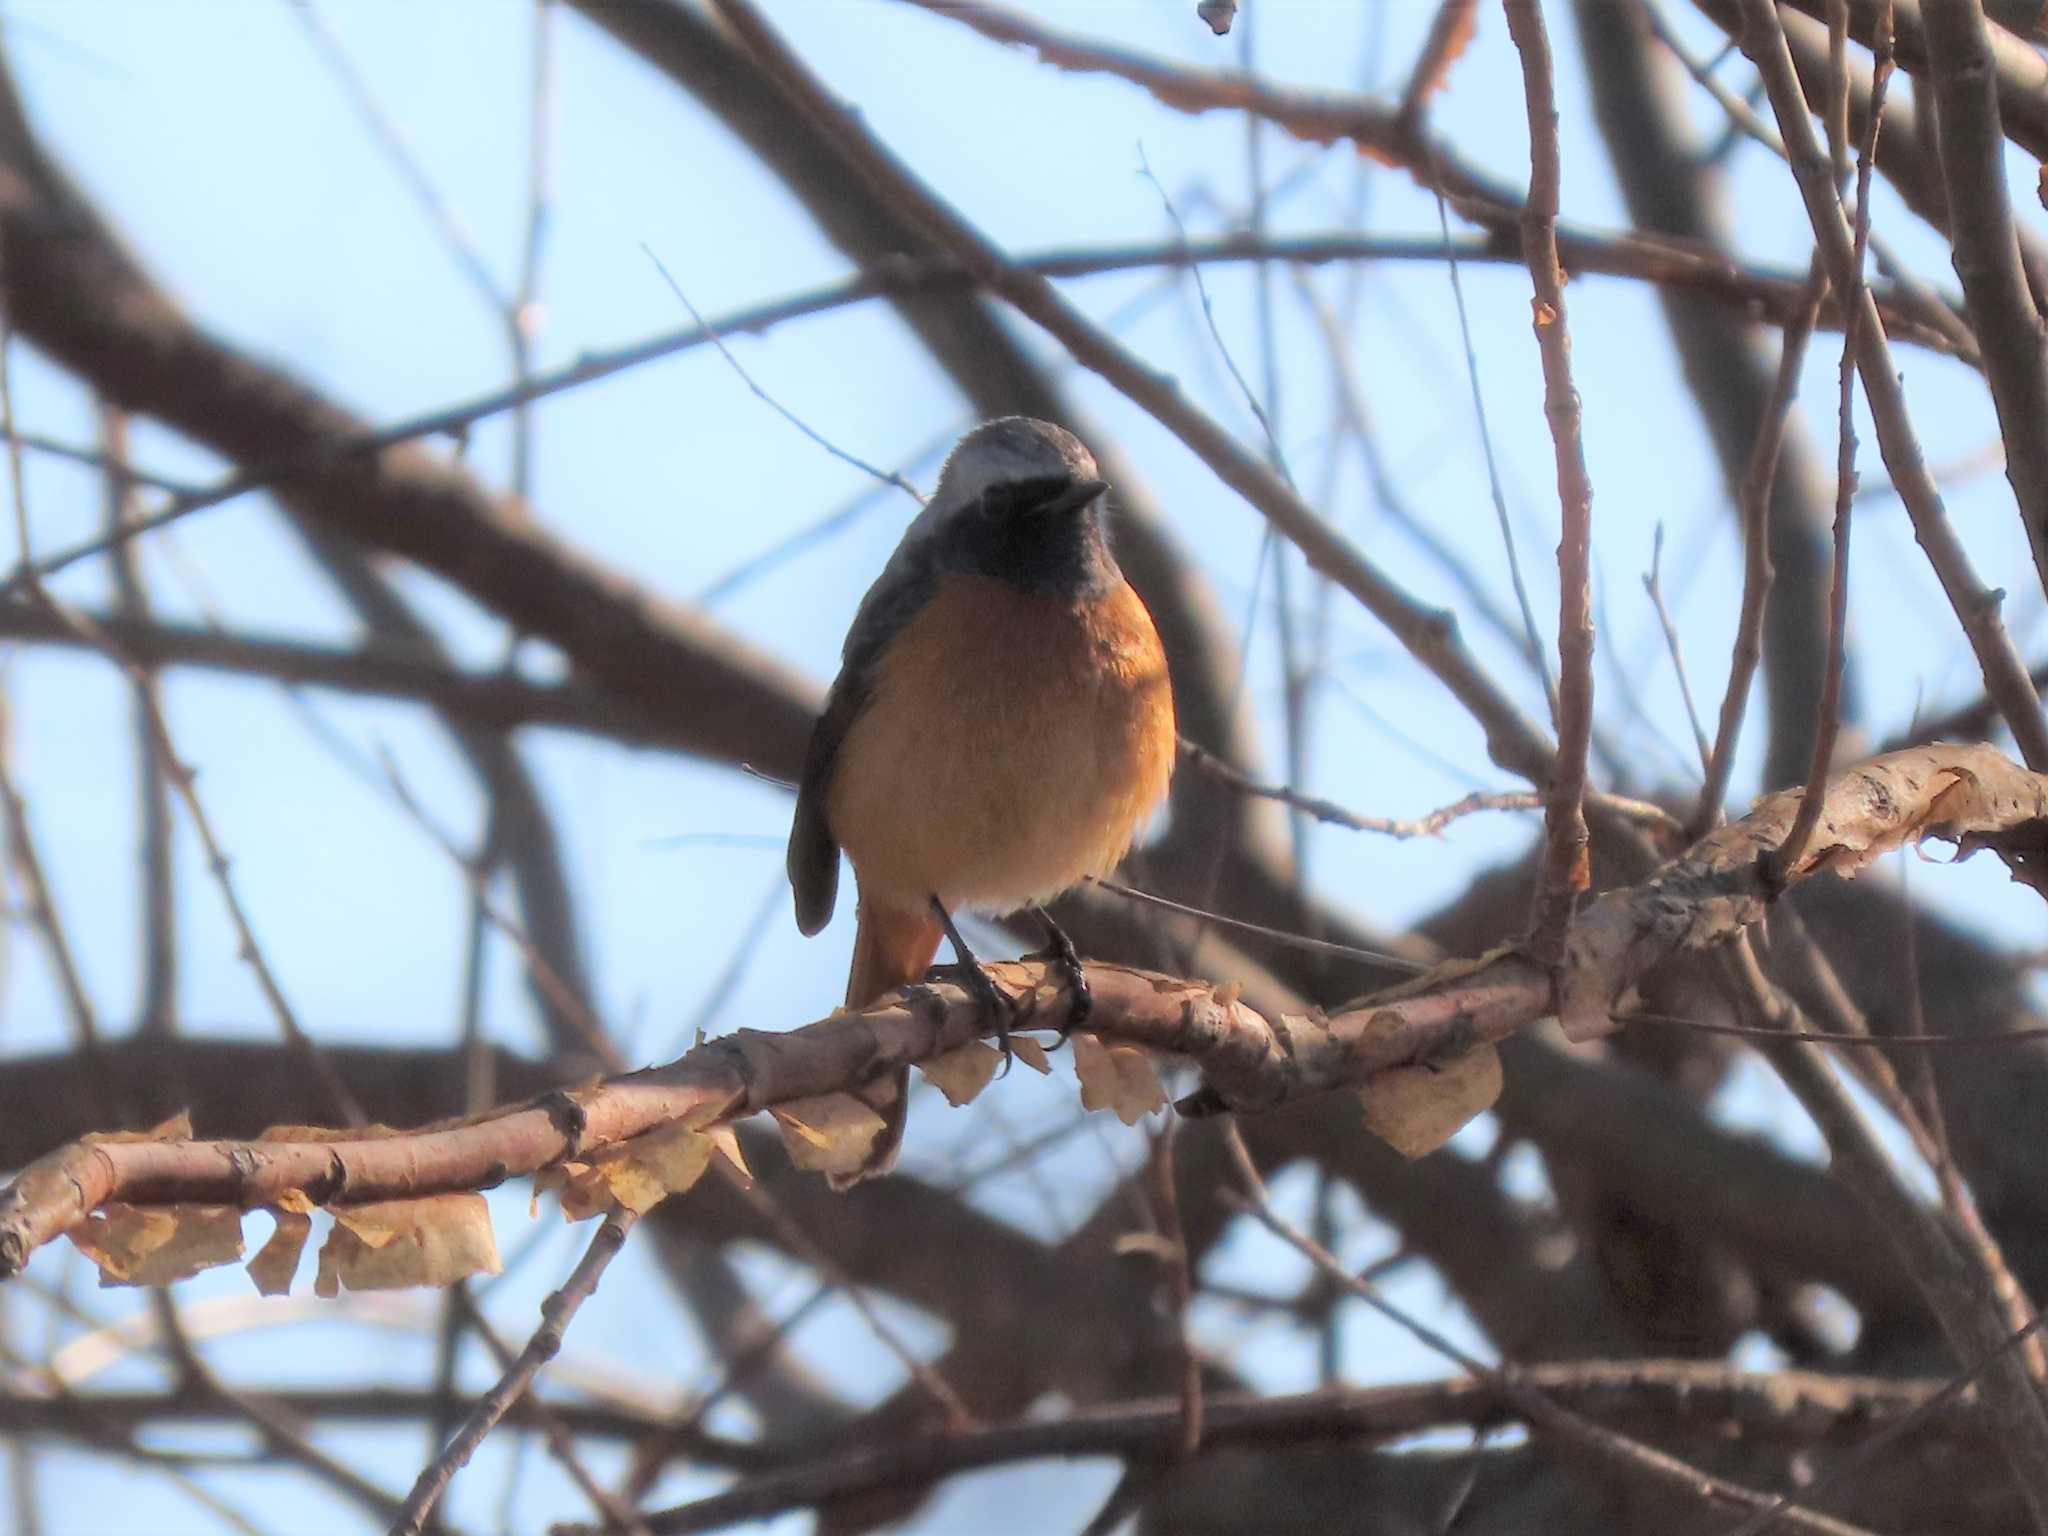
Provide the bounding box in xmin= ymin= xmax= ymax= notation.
xmin=940 ymin=475 xmax=1121 ymax=599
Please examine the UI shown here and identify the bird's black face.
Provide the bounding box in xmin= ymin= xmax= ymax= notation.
xmin=940 ymin=473 xmax=1120 ymax=598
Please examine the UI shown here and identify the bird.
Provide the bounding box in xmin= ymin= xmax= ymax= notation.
xmin=786 ymin=416 xmax=1176 ymax=1186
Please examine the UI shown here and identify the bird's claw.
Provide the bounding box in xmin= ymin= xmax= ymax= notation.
xmin=1025 ymin=908 xmax=1092 ymax=1050
xmin=928 ymin=896 xmax=1021 ymax=1074
xmin=941 ymin=955 xmax=1020 ymax=1074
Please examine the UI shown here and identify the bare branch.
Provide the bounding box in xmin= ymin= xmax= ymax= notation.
xmin=1922 ymin=0 xmax=2048 ymax=611
xmin=393 ymin=1210 xmax=638 ymax=1536
xmin=1503 ymin=0 xmax=1596 ymax=961
xmin=1771 ymin=6 xmax=1892 ymax=882
xmin=1736 ymin=0 xmax=2048 ymax=770
xmin=7 ymin=744 xmax=2048 ymax=1280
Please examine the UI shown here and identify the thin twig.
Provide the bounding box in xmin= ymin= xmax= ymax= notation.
xmin=1145 ymin=1121 xmax=1202 ymax=1457
xmin=1503 ymin=0 xmax=1595 ymax=961
xmin=375 ymin=750 xmax=621 ymax=1073
xmin=0 ymin=223 xmax=363 ymax=1128
xmin=1176 ymin=736 xmax=1682 ymax=843
xmin=642 ymin=247 xmax=923 ymax=504
xmin=446 ymin=1285 xmax=651 ymax=1536
xmin=1693 ymin=259 xmax=1827 ymax=836
xmin=1768 ymin=2 xmax=1890 ymax=883
xmin=1921 ymin=0 xmax=2048 ymax=609
xmin=392 ymin=1209 xmax=637 ymax=1536
xmin=1218 ymin=1126 xmax=1876 ymax=1536
xmin=99 ymin=405 xmax=177 ymax=1037
xmin=1436 ymin=191 xmax=1556 ymax=720
xmin=5 ymin=226 xmax=1952 ymax=591
xmin=1643 ymin=524 xmax=1711 ymax=773
xmin=709 ymin=0 xmax=1560 ymax=801
xmin=1737 ymin=0 xmax=2048 ymax=769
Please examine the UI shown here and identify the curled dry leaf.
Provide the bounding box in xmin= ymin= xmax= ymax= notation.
xmin=540 ymin=1118 xmax=746 ymax=1220
xmin=1009 ymin=1036 xmax=1052 ymax=1075
xmin=919 ymin=1041 xmax=1002 ymax=1107
xmin=771 ymin=1092 xmax=891 ymax=1178
xmin=68 ymin=1202 xmax=244 ymax=1288
xmin=247 ymin=1205 xmax=313 ymax=1298
xmin=1358 ymin=1041 xmax=1503 ymax=1159
xmin=313 ymin=1193 xmax=501 ymax=1297
xmin=1072 ymin=1033 xmax=1168 ymax=1125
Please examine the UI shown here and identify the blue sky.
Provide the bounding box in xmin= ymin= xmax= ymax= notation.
xmin=3 ymin=2 xmax=2044 ymax=1531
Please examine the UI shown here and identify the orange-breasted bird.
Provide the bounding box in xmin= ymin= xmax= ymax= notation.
xmin=787 ymin=417 xmax=1176 ymax=1185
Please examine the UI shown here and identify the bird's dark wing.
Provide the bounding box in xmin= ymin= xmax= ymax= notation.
xmin=785 ymin=534 xmax=945 ymax=935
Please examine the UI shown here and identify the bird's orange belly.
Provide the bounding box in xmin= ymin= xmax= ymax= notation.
xmin=827 ymin=573 xmax=1175 ymax=915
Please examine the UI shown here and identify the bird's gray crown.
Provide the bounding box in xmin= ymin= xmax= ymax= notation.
xmin=931 ymin=416 xmax=1100 ymax=511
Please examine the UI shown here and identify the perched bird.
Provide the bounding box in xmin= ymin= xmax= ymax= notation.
xmin=787 ymin=417 xmax=1176 ymax=1185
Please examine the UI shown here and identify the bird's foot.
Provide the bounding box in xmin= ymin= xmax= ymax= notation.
xmin=1025 ymin=905 xmax=1092 ymax=1048
xmin=929 ymin=897 xmax=1020 ymax=1073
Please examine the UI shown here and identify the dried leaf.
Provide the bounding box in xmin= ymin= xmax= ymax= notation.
xmin=1072 ymin=1034 xmax=1168 ymax=1125
xmin=771 ymin=1093 xmax=891 ymax=1178
xmin=535 ymin=1162 xmax=605 ymax=1222
xmin=1010 ymin=1036 xmax=1052 ymax=1075
xmin=313 ymin=1194 xmax=501 ymax=1296
xmin=1195 ymin=0 xmax=1236 ymax=36
xmin=1358 ymin=1042 xmax=1502 ymax=1159
xmin=598 ymin=1119 xmax=721 ymax=1214
xmin=919 ymin=1041 xmax=1002 ymax=1107
xmin=246 ymin=1209 xmax=312 ymax=1297
xmin=68 ymin=1203 xmax=244 ymax=1288
xmin=706 ymin=1124 xmax=752 ymax=1186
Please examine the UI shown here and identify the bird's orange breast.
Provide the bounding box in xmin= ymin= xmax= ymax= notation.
xmin=827 ymin=573 xmax=1175 ymax=914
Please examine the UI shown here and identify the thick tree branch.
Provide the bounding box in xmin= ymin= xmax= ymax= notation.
xmin=6 ymin=743 xmax=2045 ymax=1281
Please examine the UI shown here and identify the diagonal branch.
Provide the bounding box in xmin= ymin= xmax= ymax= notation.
xmin=711 ymin=0 xmax=1557 ymax=792
xmin=1734 ymin=0 xmax=2048 ymax=770
xmin=1921 ymin=0 xmax=2048 ymax=612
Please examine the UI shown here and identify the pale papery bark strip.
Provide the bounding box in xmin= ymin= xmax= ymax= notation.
xmin=3 ymin=744 xmax=2045 ymax=1279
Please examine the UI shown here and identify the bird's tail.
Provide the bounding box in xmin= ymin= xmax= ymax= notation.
xmin=832 ymin=899 xmax=945 ymax=1189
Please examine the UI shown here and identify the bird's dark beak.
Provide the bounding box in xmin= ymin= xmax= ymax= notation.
xmin=1037 ymin=477 xmax=1110 ymax=517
